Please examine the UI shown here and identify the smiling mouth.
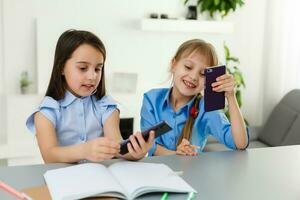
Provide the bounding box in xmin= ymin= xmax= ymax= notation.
xmin=183 ymin=80 xmax=196 ymax=88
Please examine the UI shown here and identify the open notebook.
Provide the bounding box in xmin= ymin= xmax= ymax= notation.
xmin=44 ymin=161 xmax=196 ymax=200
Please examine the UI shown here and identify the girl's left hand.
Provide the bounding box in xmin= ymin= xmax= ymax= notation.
xmin=127 ymin=131 xmax=155 ymax=160
xmin=211 ymin=74 xmax=236 ymax=97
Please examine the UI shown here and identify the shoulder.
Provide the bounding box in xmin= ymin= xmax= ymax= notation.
xmin=93 ymin=95 xmax=117 ymax=109
xmin=39 ymin=96 xmax=60 ymax=110
xmin=144 ymin=88 xmax=169 ymax=101
xmin=26 ymin=96 xmax=60 ymax=133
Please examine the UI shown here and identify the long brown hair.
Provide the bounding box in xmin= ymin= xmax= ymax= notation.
xmin=173 ymin=39 xmax=219 ymax=145
xmin=45 ymin=29 xmax=107 ymax=100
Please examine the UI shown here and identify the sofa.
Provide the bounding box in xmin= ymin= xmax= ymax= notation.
xmin=204 ymin=89 xmax=300 ymax=152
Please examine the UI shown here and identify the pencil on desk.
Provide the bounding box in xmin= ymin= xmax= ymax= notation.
xmin=0 ymin=181 xmax=32 ymax=200
xmin=160 ymin=192 xmax=169 ymax=200
xmin=186 ymin=192 xmax=195 ymax=200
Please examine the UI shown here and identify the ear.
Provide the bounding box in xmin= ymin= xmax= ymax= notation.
xmin=170 ymin=58 xmax=177 ymax=72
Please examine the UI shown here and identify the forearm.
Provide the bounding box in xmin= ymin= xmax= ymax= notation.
xmin=154 ymin=144 xmax=176 ymax=156
xmin=227 ymin=95 xmax=248 ymax=149
xmin=41 ymin=143 xmax=87 ymax=163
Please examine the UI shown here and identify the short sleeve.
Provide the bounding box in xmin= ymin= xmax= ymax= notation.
xmin=93 ymin=95 xmax=118 ymax=126
xmin=140 ymin=94 xmax=158 ymax=156
xmin=26 ymin=97 xmax=60 ymax=134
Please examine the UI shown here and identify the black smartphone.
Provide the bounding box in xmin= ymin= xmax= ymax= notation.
xmin=119 ymin=121 xmax=172 ymax=155
xmin=204 ymin=65 xmax=226 ymax=112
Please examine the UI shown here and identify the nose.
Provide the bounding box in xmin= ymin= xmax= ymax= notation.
xmin=189 ymin=70 xmax=198 ymax=82
xmin=87 ymin=69 xmax=97 ymax=80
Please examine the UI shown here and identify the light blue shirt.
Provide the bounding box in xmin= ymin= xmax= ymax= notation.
xmin=26 ymin=91 xmax=117 ymax=146
xmin=140 ymin=88 xmax=249 ymax=156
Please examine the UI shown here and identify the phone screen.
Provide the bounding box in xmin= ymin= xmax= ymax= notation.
xmin=119 ymin=121 xmax=172 ymax=155
xmin=204 ymin=65 xmax=226 ymax=112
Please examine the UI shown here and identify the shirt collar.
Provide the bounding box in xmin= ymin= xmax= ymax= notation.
xmin=162 ymin=87 xmax=197 ymax=113
xmin=162 ymin=88 xmax=172 ymax=110
xmin=60 ymin=90 xmax=77 ymax=107
xmin=59 ymin=90 xmax=97 ymax=107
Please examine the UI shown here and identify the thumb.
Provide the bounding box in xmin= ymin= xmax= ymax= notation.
xmin=148 ymin=130 xmax=155 ymax=142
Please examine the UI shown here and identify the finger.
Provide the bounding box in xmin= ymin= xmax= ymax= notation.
xmin=129 ymin=135 xmax=142 ymax=152
xmin=127 ymin=142 xmax=137 ymax=156
xmin=190 ymin=145 xmax=201 ymax=150
xmin=97 ymin=145 xmax=120 ymax=155
xmin=184 ymin=144 xmax=199 ymax=155
xmin=181 ymin=138 xmax=190 ymax=145
xmin=127 ymin=142 xmax=141 ymax=159
xmin=97 ymin=152 xmax=115 ymax=160
xmin=216 ymin=74 xmax=232 ymax=81
xmin=212 ymin=76 xmax=233 ymax=87
xmin=91 ymin=151 xmax=115 ymax=161
xmin=135 ymin=132 xmax=146 ymax=147
xmin=213 ymin=82 xmax=235 ymax=92
xmin=147 ymin=131 xmax=155 ymax=143
xmin=97 ymin=137 xmax=120 ymax=149
xmin=184 ymin=145 xmax=194 ymax=155
xmin=176 ymin=149 xmax=187 ymax=156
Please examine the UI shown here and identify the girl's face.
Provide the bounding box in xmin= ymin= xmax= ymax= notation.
xmin=62 ymin=44 xmax=104 ymax=97
xmin=171 ymin=51 xmax=209 ymax=98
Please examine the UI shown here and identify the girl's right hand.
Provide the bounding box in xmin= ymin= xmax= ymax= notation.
xmin=84 ymin=137 xmax=120 ymax=162
xmin=176 ymin=139 xmax=199 ymax=156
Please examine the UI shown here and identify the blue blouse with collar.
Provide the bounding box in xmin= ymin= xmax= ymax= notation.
xmin=140 ymin=88 xmax=249 ymax=156
xmin=26 ymin=91 xmax=117 ymax=146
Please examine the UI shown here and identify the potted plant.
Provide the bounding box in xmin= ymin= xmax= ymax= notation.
xmin=223 ymin=42 xmax=248 ymax=125
xmin=184 ymin=0 xmax=245 ymax=19
xmin=20 ymin=71 xmax=32 ymax=94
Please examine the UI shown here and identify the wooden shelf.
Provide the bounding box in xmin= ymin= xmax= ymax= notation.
xmin=141 ymin=18 xmax=234 ymax=33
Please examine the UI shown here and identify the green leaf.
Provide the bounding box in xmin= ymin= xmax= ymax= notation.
xmin=236 ymin=90 xmax=242 ymax=107
xmin=228 ymin=56 xmax=240 ymax=63
xmin=214 ymin=0 xmax=220 ymax=6
xmin=224 ymin=44 xmax=230 ymax=59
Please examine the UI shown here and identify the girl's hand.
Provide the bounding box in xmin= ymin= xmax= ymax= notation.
xmin=84 ymin=137 xmax=120 ymax=162
xmin=127 ymin=131 xmax=155 ymax=160
xmin=212 ymin=74 xmax=236 ymax=97
xmin=176 ymin=139 xmax=199 ymax=156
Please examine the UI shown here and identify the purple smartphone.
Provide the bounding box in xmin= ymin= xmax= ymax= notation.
xmin=204 ymin=65 xmax=226 ymax=112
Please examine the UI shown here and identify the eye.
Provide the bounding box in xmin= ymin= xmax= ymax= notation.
xmin=79 ymin=66 xmax=88 ymax=71
xmin=95 ymin=65 xmax=103 ymax=72
xmin=95 ymin=67 xmax=101 ymax=72
xmin=184 ymin=65 xmax=192 ymax=70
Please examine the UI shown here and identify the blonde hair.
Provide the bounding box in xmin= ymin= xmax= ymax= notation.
xmin=172 ymin=39 xmax=219 ymax=145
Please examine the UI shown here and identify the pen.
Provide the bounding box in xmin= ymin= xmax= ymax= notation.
xmin=0 ymin=181 xmax=32 ymax=200
xmin=186 ymin=192 xmax=195 ymax=200
xmin=160 ymin=192 xmax=169 ymax=200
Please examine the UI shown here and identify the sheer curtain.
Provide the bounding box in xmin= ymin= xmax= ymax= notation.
xmin=262 ymin=0 xmax=300 ymax=120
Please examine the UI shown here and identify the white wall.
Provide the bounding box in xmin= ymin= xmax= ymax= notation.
xmin=227 ymin=0 xmax=267 ymax=125
xmin=1 ymin=0 xmax=267 ymax=127
xmin=0 ymin=0 xmax=270 ymax=165
xmin=0 ymin=0 xmax=5 ymax=145
xmin=2 ymin=0 xmax=37 ymax=95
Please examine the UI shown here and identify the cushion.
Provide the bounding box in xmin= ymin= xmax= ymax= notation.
xmin=281 ymin=115 xmax=300 ymax=145
xmin=258 ymin=103 xmax=298 ymax=146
